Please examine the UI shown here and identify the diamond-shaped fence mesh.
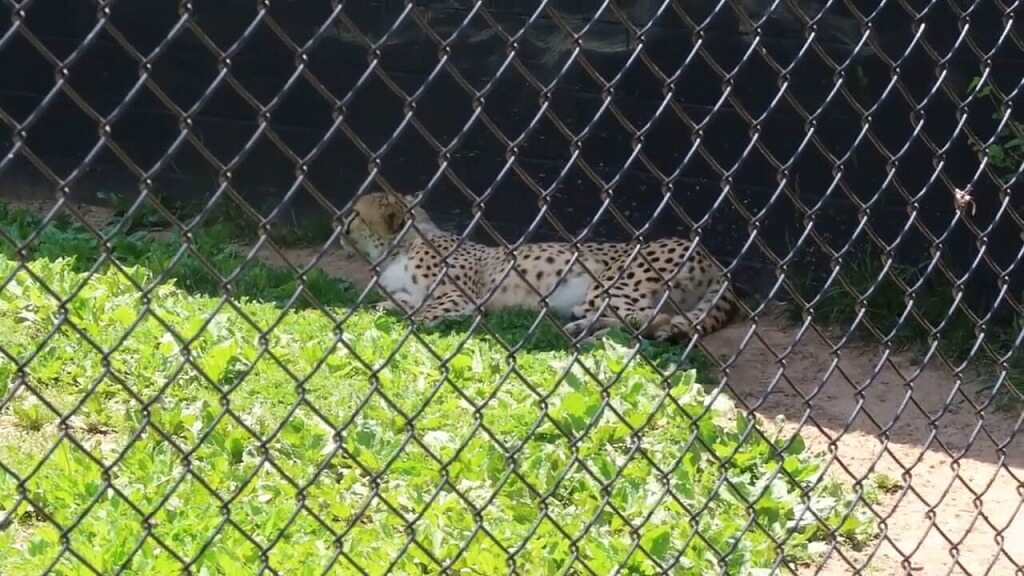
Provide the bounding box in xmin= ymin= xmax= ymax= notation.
xmin=0 ymin=0 xmax=1021 ymax=574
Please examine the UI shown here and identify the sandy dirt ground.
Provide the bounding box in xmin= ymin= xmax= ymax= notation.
xmin=8 ymin=199 xmax=1024 ymax=575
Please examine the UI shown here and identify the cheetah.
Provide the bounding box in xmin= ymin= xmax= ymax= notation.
xmin=338 ymin=190 xmax=739 ymax=343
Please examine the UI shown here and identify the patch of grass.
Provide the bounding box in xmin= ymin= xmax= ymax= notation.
xmin=0 ymin=199 xmax=350 ymax=310
xmin=98 ymin=189 xmax=335 ymax=248
xmin=263 ymin=206 xmax=339 ymax=248
xmin=0 ymin=201 xmax=879 ymax=573
xmin=783 ymin=245 xmax=1023 ymax=402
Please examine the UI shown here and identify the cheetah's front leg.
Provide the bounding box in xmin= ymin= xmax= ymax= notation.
xmin=563 ymin=316 xmax=623 ymax=343
xmin=563 ymin=307 xmax=659 ymax=345
xmin=373 ymin=293 xmax=416 ymax=313
xmin=410 ymin=288 xmax=477 ymax=327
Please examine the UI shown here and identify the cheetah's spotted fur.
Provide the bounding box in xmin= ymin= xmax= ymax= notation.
xmin=340 ymin=190 xmax=739 ymax=342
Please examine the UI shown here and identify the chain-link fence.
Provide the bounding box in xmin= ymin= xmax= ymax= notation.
xmin=0 ymin=1 xmax=1022 ymax=574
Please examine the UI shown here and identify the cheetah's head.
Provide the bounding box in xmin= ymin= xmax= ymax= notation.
xmin=339 ymin=190 xmax=439 ymax=261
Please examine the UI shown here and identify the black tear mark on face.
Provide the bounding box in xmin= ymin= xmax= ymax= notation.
xmin=342 ymin=213 xmax=357 ymax=237
xmin=386 ymin=209 xmax=404 ymax=234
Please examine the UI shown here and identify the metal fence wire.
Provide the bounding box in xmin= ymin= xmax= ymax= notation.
xmin=0 ymin=1 xmax=1022 ymax=575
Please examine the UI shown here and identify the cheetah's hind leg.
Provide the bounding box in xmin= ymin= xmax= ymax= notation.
xmin=647 ymin=281 xmax=739 ymax=342
xmin=646 ymin=313 xmax=697 ymax=343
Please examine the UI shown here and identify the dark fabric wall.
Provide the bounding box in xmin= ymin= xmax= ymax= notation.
xmin=0 ymin=1 xmax=1020 ymax=318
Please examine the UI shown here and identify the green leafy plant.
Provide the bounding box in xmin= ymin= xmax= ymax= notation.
xmin=0 ymin=205 xmax=878 ymax=574
xmin=967 ymin=76 xmax=1024 ymax=182
xmin=97 ymin=190 xmax=170 ymax=232
xmin=10 ymin=396 xmax=53 ymax=432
